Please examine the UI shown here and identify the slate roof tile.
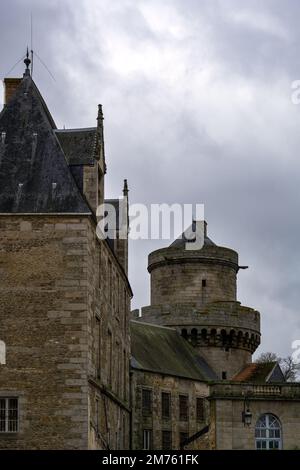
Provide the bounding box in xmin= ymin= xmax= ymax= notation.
xmin=0 ymin=75 xmax=90 ymax=214
xmin=131 ymin=320 xmax=217 ymax=381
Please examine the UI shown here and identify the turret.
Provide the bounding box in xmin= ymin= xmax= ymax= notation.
xmin=138 ymin=221 xmax=261 ymax=379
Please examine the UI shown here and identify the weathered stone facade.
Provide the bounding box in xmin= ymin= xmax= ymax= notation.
xmin=131 ymin=371 xmax=210 ymax=450
xmin=209 ymin=382 xmax=300 ymax=450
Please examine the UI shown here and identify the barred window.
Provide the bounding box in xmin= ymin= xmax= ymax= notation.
xmin=179 ymin=395 xmax=189 ymax=421
xmin=196 ymin=397 xmax=205 ymax=421
xmin=0 ymin=398 xmax=18 ymax=433
xmin=162 ymin=430 xmax=172 ymax=450
xmin=142 ymin=389 xmax=152 ymax=416
xmin=161 ymin=392 xmax=171 ymax=419
xmin=143 ymin=429 xmax=152 ymax=450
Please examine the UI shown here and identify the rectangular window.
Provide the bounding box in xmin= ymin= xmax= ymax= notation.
xmin=123 ymin=350 xmax=127 ymax=401
xmin=142 ymin=389 xmax=152 ymax=416
xmin=202 ymin=279 xmax=207 ymax=287
xmin=123 ymin=415 xmax=126 ymax=449
xmin=162 ymin=430 xmax=172 ymax=450
xmin=116 ymin=342 xmax=121 ymax=392
xmin=179 ymin=395 xmax=189 ymax=422
xmin=161 ymin=392 xmax=171 ymax=419
xmin=108 ymin=330 xmax=113 ymax=387
xmin=96 ymin=398 xmax=100 ymax=434
xmin=180 ymin=432 xmax=189 ymax=447
xmin=143 ymin=429 xmax=153 ymax=450
xmin=95 ymin=317 xmax=101 ymax=379
xmin=0 ymin=398 xmax=18 ymax=433
xmin=196 ymin=397 xmax=205 ymax=421
xmin=109 ymin=261 xmax=112 ymax=305
xmin=123 ymin=289 xmax=127 ymax=331
xmin=98 ymin=244 xmax=101 ymax=289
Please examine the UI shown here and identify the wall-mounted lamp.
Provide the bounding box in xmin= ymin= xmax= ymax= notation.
xmin=242 ymin=398 xmax=252 ymax=426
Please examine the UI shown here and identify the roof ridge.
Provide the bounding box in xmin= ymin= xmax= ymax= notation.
xmin=130 ymin=319 xmax=177 ymax=331
xmin=55 ymin=127 xmax=97 ymax=133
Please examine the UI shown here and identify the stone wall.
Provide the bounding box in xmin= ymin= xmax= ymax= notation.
xmin=0 ymin=215 xmax=90 ymax=449
xmin=148 ymin=245 xmax=238 ymax=308
xmin=0 ymin=214 xmax=131 ymax=450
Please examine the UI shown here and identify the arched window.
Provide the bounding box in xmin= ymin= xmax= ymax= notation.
xmin=255 ymin=414 xmax=282 ymax=450
xmin=0 ymin=341 xmax=6 ymax=365
xmin=191 ymin=329 xmax=198 ymax=346
xmin=181 ymin=329 xmax=188 ymax=340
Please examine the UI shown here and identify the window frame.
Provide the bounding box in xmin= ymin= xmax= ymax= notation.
xmin=162 ymin=430 xmax=172 ymax=450
xmin=142 ymin=388 xmax=152 ymax=416
xmin=196 ymin=397 xmax=205 ymax=422
xmin=180 ymin=431 xmax=189 ymax=447
xmin=143 ymin=429 xmax=153 ymax=450
xmin=0 ymin=397 xmax=19 ymax=434
xmin=179 ymin=394 xmax=189 ymax=422
xmin=161 ymin=392 xmax=171 ymax=420
xmin=95 ymin=316 xmax=101 ymax=380
xmin=255 ymin=413 xmax=282 ymax=450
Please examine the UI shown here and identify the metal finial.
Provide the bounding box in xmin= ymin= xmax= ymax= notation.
xmin=24 ymin=47 xmax=31 ymax=75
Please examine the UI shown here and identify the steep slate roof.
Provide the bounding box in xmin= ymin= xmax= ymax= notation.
xmin=0 ymin=75 xmax=90 ymax=213
xmin=232 ymin=362 xmax=285 ymax=383
xmin=55 ymin=128 xmax=97 ymax=165
xmin=131 ymin=320 xmax=217 ymax=381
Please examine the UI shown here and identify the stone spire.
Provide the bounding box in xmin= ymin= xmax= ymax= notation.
xmin=123 ymin=179 xmax=129 ymax=197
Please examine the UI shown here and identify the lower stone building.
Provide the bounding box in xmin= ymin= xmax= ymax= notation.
xmin=209 ymin=380 xmax=300 ymax=450
xmin=131 ymin=222 xmax=300 ymax=450
xmin=130 ymin=321 xmax=215 ymax=450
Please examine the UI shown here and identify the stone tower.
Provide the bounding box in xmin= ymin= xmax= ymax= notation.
xmin=136 ymin=221 xmax=261 ymax=379
xmin=0 ymin=57 xmax=132 ymax=449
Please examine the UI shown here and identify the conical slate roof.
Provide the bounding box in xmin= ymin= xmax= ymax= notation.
xmin=0 ymin=75 xmax=90 ymax=213
xmin=170 ymin=220 xmax=216 ymax=248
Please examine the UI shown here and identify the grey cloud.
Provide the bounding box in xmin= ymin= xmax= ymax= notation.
xmin=1 ymin=0 xmax=300 ymax=357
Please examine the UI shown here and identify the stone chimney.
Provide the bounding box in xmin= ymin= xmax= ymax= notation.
xmin=3 ymin=78 xmax=22 ymax=105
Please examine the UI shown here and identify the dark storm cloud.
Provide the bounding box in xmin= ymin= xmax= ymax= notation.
xmin=1 ymin=0 xmax=300 ymax=357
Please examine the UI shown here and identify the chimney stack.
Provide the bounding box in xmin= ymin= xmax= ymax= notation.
xmin=3 ymin=78 xmax=22 ymax=105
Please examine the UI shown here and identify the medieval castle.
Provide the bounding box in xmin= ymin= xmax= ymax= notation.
xmin=1 ymin=56 xmax=300 ymax=450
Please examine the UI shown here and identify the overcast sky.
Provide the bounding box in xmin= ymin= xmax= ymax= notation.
xmin=1 ymin=0 xmax=300 ymax=358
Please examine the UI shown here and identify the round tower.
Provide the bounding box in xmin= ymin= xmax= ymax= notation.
xmin=140 ymin=221 xmax=261 ymax=379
